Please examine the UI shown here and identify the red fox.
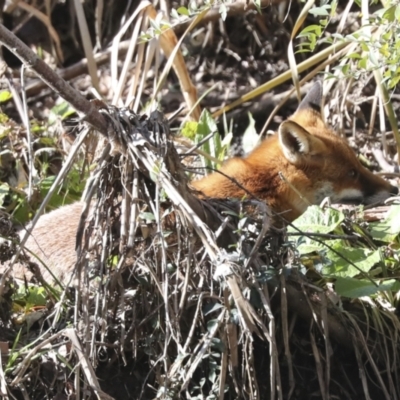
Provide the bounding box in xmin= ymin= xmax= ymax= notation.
xmin=8 ymin=82 xmax=399 ymax=282
xmin=192 ymin=82 xmax=398 ymax=222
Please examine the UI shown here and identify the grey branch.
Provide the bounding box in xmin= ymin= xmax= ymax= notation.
xmin=0 ymin=23 xmax=108 ymax=134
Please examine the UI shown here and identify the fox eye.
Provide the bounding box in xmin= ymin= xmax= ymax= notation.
xmin=348 ymin=169 xmax=358 ymax=178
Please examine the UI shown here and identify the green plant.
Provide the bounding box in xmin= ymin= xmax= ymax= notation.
xmin=289 ymin=204 xmax=400 ymax=299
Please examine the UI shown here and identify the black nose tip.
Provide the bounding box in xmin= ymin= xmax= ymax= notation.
xmin=390 ymin=185 xmax=399 ymax=195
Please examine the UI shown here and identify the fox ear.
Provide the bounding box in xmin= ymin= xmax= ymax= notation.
xmin=279 ymin=120 xmax=325 ymax=164
xmin=297 ymin=81 xmax=323 ymax=113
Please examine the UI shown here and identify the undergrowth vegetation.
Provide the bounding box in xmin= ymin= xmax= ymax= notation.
xmin=0 ymin=0 xmax=399 ymax=399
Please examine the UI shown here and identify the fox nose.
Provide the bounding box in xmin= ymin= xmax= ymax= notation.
xmin=390 ymin=185 xmax=399 ymax=195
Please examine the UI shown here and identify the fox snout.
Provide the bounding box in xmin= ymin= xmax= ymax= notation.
xmin=362 ymin=182 xmax=398 ymax=205
xmin=389 ymin=185 xmax=399 ymax=195
xmin=335 ymin=173 xmax=398 ymax=206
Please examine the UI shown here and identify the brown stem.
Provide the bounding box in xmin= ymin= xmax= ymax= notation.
xmin=0 ymin=23 xmax=108 ymax=134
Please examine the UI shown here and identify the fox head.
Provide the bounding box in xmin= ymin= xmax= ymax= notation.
xmin=192 ymin=81 xmax=398 ymax=222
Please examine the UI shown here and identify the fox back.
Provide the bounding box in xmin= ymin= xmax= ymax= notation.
xmin=192 ymin=82 xmax=398 ymax=222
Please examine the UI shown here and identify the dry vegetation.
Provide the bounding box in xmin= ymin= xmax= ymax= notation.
xmin=0 ymin=0 xmax=400 ymax=399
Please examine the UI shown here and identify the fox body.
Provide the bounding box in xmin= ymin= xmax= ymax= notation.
xmin=10 ymin=82 xmax=399 ymax=282
xmin=192 ymin=82 xmax=398 ymax=222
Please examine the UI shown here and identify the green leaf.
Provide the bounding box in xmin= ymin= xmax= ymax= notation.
xmin=395 ymin=5 xmax=400 ymax=21
xmin=0 ymin=112 xmax=9 ymax=124
xmin=290 ymin=206 xmax=345 ymax=234
xmin=330 ymin=0 xmax=338 ymax=15
xmin=369 ymin=205 xmax=400 ymax=242
xmin=254 ymin=0 xmax=262 ymax=13
xmin=149 ymin=18 xmax=160 ymax=32
xmin=181 ymin=121 xmax=198 ymax=140
xmin=220 ymin=131 xmax=233 ymax=156
xmin=299 ymin=25 xmax=322 ymax=35
xmin=346 ymin=53 xmax=361 ymax=59
xmin=322 ymin=246 xmax=381 ymax=278
xmin=196 ymin=109 xmax=219 ymax=170
xmin=309 ymin=5 xmax=330 ymax=16
xmin=197 ymin=109 xmax=218 ymax=137
xmin=203 ymin=302 xmax=223 ymax=316
xmin=140 ymin=212 xmax=155 ymax=221
xmin=358 ymin=57 xmax=367 ymax=69
xmin=320 ymin=18 xmax=329 ymax=27
xmin=140 ymin=32 xmax=152 ymax=41
xmin=170 ymin=8 xmax=179 ymax=20
xmin=335 ymin=277 xmax=395 ymax=298
xmin=14 ymin=286 xmax=47 ymax=306
xmin=0 ymin=91 xmax=12 ymax=103
xmin=294 ymin=237 xmax=340 ymax=256
xmin=48 ymin=101 xmax=76 ymax=124
xmin=331 ymin=33 xmax=344 ymax=40
xmin=383 ymin=5 xmax=396 ymax=22
xmin=360 ymin=42 xmax=369 ymax=52
xmin=207 ymin=319 xmax=219 ymax=333
xmin=177 ymin=6 xmax=189 ymax=16
xmin=368 ymin=51 xmax=379 ymax=67
xmin=341 ymin=64 xmax=350 ymax=75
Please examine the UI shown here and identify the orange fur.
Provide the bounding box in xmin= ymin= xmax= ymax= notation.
xmin=192 ymin=84 xmax=398 ymax=222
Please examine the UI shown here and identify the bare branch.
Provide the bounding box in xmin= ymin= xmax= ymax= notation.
xmin=0 ymin=24 xmax=108 ymax=134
